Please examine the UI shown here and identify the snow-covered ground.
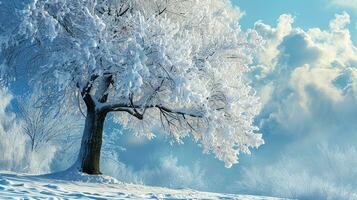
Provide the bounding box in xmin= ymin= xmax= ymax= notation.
xmin=0 ymin=171 xmax=287 ymax=200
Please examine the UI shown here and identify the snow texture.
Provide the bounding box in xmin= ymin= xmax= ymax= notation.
xmin=0 ymin=171 xmax=288 ymax=200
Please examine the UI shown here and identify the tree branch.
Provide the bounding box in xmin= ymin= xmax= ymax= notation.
xmin=100 ymin=102 xmax=204 ymax=119
xmin=96 ymin=73 xmax=113 ymax=103
xmin=79 ymin=74 xmax=99 ymax=108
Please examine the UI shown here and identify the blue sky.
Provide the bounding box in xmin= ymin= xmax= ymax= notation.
xmin=237 ymin=0 xmax=357 ymax=42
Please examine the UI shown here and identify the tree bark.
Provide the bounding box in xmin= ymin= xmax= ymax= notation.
xmin=76 ymin=105 xmax=107 ymax=175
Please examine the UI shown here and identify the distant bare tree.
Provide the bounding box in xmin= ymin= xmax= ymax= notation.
xmin=17 ymin=94 xmax=82 ymax=151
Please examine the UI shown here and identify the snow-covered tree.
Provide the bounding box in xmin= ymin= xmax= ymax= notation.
xmin=2 ymin=0 xmax=264 ymax=174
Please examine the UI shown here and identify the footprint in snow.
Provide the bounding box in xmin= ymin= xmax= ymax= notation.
xmin=66 ymin=192 xmax=85 ymax=198
xmin=43 ymin=184 xmax=59 ymax=189
xmin=117 ymin=192 xmax=126 ymax=196
xmin=11 ymin=183 xmax=24 ymax=187
xmin=28 ymin=187 xmax=39 ymax=192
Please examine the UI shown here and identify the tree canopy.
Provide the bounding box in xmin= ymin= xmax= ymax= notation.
xmin=2 ymin=0 xmax=264 ymax=168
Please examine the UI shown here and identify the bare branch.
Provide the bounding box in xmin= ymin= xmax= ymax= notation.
xmin=100 ymin=102 xmax=204 ymax=119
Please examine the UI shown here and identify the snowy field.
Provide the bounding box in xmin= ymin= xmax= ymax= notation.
xmin=0 ymin=171 xmax=287 ymax=200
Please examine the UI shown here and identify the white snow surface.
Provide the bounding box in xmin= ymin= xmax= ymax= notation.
xmin=0 ymin=171 xmax=287 ymax=200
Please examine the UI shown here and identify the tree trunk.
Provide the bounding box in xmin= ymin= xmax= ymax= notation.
xmin=76 ymin=105 xmax=107 ymax=174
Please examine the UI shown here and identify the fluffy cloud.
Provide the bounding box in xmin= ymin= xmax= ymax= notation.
xmin=236 ymin=12 xmax=357 ymax=199
xmin=254 ymin=12 xmax=356 ymax=112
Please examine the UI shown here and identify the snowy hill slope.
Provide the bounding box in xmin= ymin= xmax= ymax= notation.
xmin=0 ymin=171 xmax=287 ymax=200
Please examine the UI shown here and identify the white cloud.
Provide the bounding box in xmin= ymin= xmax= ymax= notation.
xmin=237 ymin=12 xmax=357 ymax=199
xmin=254 ymin=12 xmax=357 ymax=111
xmin=254 ymin=14 xmax=294 ymax=75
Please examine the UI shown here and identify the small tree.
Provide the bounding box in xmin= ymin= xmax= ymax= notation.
xmin=3 ymin=0 xmax=264 ymax=175
xmin=17 ymin=94 xmax=82 ymax=152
